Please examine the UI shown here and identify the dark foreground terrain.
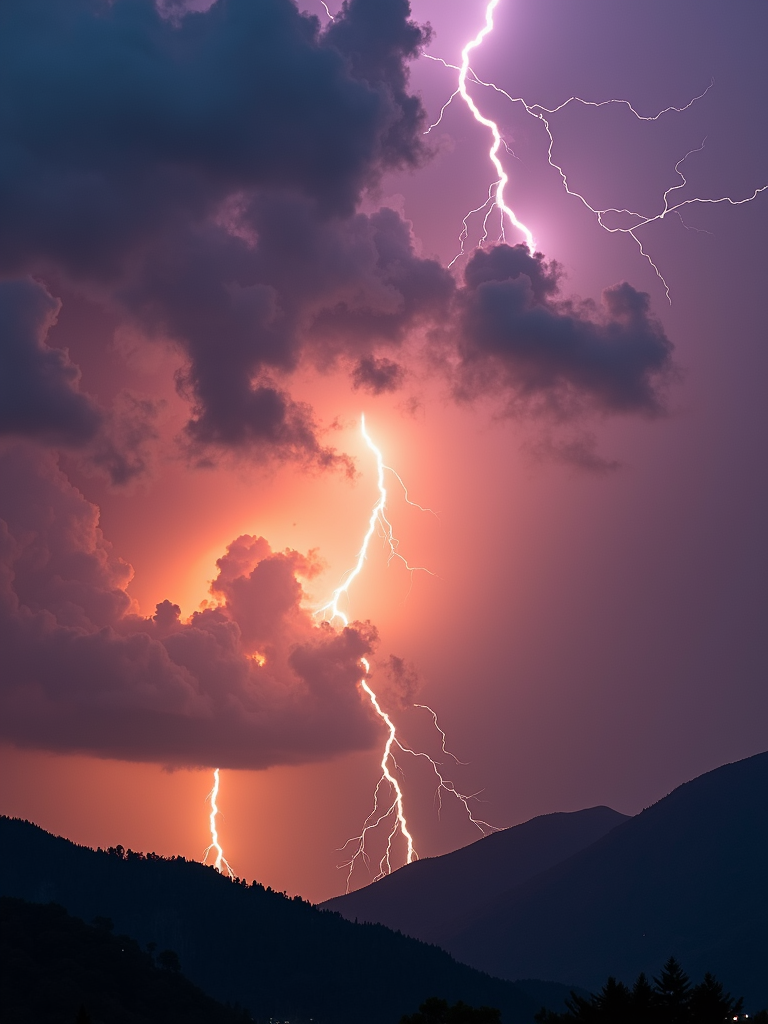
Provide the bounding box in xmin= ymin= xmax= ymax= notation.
xmin=328 ymin=751 xmax=768 ymax=1011
xmin=0 ymin=816 xmax=566 ymax=1024
xmin=0 ymin=896 xmax=247 ymax=1024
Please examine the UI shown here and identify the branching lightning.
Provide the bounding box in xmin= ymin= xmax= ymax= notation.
xmin=318 ymin=417 xmax=498 ymax=892
xmin=453 ymin=0 xmax=536 ymax=254
xmin=424 ymin=1 xmax=768 ymax=300
xmin=203 ymin=767 xmax=235 ymax=878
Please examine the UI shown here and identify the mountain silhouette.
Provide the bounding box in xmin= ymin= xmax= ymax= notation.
xmin=0 ymin=896 xmax=249 ymax=1024
xmin=331 ymin=752 xmax=768 ymax=1012
xmin=0 ymin=816 xmax=569 ymax=1024
xmin=322 ymin=806 xmax=628 ymax=944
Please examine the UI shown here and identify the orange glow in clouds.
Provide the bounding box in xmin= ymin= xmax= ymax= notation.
xmin=205 ymin=415 xmax=486 ymax=886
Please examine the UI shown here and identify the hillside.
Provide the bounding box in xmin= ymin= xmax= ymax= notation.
xmin=322 ymin=806 xmax=628 ymax=943
xmin=0 ymin=816 xmax=556 ymax=1024
xmin=0 ymin=896 xmax=248 ymax=1024
xmin=441 ymin=752 xmax=768 ymax=1011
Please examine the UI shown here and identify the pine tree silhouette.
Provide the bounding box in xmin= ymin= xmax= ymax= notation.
xmin=533 ymin=957 xmax=753 ymax=1023
xmin=688 ymin=972 xmax=744 ymax=1024
xmin=630 ymin=972 xmax=655 ymax=1021
xmin=653 ymin=957 xmax=692 ymax=1023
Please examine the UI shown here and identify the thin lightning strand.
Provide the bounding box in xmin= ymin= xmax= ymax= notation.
xmin=413 ymin=704 xmax=467 ymax=765
xmin=424 ymin=7 xmax=768 ymax=300
xmin=203 ymin=768 xmax=235 ymax=878
xmin=321 ymin=418 xmax=497 ymax=891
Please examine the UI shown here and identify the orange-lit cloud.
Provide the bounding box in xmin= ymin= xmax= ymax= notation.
xmin=0 ymin=441 xmax=380 ymax=768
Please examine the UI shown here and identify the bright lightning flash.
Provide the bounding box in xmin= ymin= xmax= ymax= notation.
xmin=203 ymin=767 xmax=235 ymax=878
xmin=455 ymin=0 xmax=535 ymax=255
xmin=315 ymin=414 xmax=433 ymax=628
xmin=318 ymin=417 xmax=498 ymax=892
xmin=425 ymin=1 xmax=768 ymax=299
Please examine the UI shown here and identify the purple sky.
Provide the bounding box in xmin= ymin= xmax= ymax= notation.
xmin=0 ymin=0 xmax=765 ymax=901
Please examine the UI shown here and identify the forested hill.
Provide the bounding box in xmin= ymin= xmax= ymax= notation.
xmin=0 ymin=896 xmax=249 ymax=1024
xmin=0 ymin=816 xmax=557 ymax=1024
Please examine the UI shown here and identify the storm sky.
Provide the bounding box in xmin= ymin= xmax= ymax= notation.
xmin=0 ymin=0 xmax=765 ymax=901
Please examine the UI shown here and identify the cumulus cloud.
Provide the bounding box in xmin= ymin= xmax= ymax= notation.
xmin=0 ymin=0 xmax=675 ymax=471
xmin=451 ymin=245 xmax=674 ymax=417
xmin=0 ymin=442 xmax=381 ymax=768
xmin=0 ymin=0 xmax=441 ymax=464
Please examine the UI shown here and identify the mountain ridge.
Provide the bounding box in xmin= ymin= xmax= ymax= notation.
xmin=0 ymin=814 xmax=566 ymax=1024
xmin=322 ymin=805 xmax=629 ymax=943
xmin=331 ymin=752 xmax=768 ymax=1011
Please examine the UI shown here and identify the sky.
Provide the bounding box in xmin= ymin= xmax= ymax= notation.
xmin=0 ymin=0 xmax=766 ymax=903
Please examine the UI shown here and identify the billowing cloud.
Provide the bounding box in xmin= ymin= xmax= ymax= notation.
xmin=0 ymin=278 xmax=101 ymax=445
xmin=0 ymin=442 xmax=381 ymax=768
xmin=0 ymin=0 xmax=437 ymax=464
xmin=0 ymin=278 xmax=162 ymax=485
xmin=451 ymin=245 xmax=674 ymax=417
xmin=0 ymin=0 xmax=675 ymax=474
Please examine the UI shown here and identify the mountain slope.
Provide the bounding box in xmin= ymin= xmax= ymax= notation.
xmin=0 ymin=816 xmax=547 ymax=1024
xmin=0 ymin=896 xmax=248 ymax=1024
xmin=443 ymin=751 xmax=768 ymax=1011
xmin=322 ymin=806 xmax=629 ymax=943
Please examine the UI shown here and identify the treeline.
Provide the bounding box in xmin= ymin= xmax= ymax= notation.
xmin=100 ymin=842 xmax=310 ymax=903
xmin=535 ymin=957 xmax=766 ymax=1023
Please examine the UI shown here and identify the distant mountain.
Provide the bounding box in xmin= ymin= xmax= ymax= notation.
xmin=0 ymin=817 xmax=567 ymax=1024
xmin=441 ymin=752 xmax=768 ymax=1012
xmin=0 ymin=896 xmax=248 ymax=1024
xmin=322 ymin=806 xmax=628 ymax=944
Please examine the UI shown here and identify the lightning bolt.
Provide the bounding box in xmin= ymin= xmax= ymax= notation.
xmin=424 ymin=2 xmax=768 ymax=300
xmin=319 ymin=417 xmax=498 ymax=892
xmin=315 ymin=414 xmax=435 ymax=627
xmin=454 ymin=0 xmax=535 ymax=255
xmin=203 ymin=767 xmax=235 ymax=878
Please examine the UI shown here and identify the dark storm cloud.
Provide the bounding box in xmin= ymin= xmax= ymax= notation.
xmin=0 ymin=442 xmax=380 ymax=768
xmin=0 ymin=278 xmax=161 ymax=485
xmin=0 ymin=0 xmax=674 ymax=466
xmin=0 ymin=278 xmax=102 ymax=445
xmin=452 ymin=245 xmax=674 ymax=416
xmin=0 ymin=0 xmax=437 ymax=463
xmin=352 ymin=357 xmax=405 ymax=394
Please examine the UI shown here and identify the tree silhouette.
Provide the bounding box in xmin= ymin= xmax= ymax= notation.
xmin=654 ymin=957 xmax=692 ymax=1023
xmin=630 ymin=972 xmax=655 ymax=1021
xmin=534 ymin=957 xmax=750 ymax=1023
xmin=688 ymin=972 xmax=744 ymax=1024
